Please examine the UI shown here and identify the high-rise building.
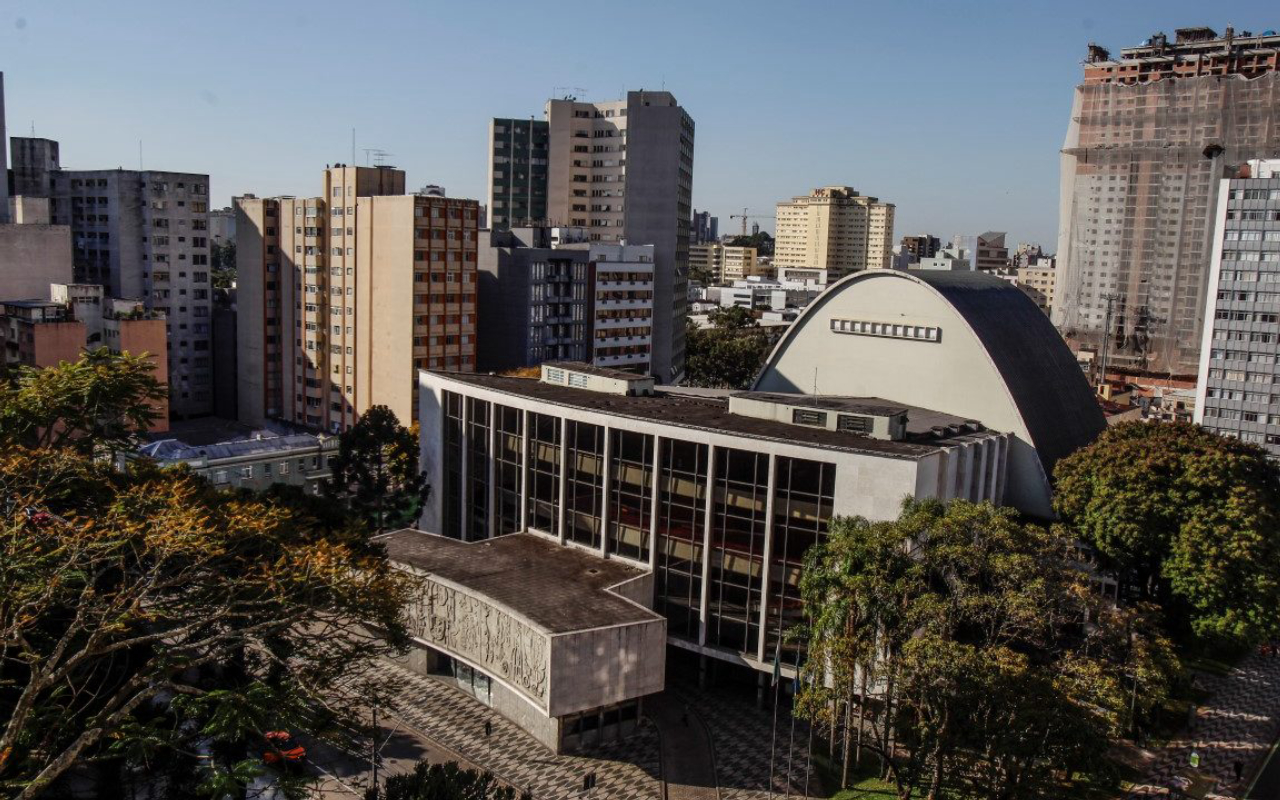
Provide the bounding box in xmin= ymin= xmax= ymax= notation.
xmin=10 ymin=138 xmax=61 ymax=199
xmin=689 ymin=242 xmax=762 ymax=284
xmin=1195 ymin=159 xmax=1280 ymax=453
xmin=208 ymin=206 xmax=236 ymax=246
xmin=0 ymin=72 xmax=9 ymax=224
xmin=590 ymin=242 xmax=654 ymax=373
xmin=1056 ymin=27 xmax=1280 ymax=377
xmin=543 ymin=91 xmax=694 ymax=383
xmin=236 ymin=165 xmax=480 ymax=432
xmin=691 ymin=209 xmax=718 ymax=244
xmin=487 ymin=118 xmax=550 ymax=230
xmin=900 ymin=234 xmax=941 ymax=260
xmin=477 ymin=226 xmax=592 ymax=372
xmin=42 ymin=169 xmax=214 ymax=417
xmin=774 ymin=186 xmax=894 ymax=285
xmin=0 ymin=197 xmax=73 ymax=299
xmin=950 ymin=232 xmax=1009 ymax=272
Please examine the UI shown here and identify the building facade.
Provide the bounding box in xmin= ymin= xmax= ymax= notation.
xmin=590 ymin=243 xmax=654 ymax=372
xmin=543 ymin=91 xmax=694 ymax=383
xmin=0 ymin=197 xmax=73 ymax=300
xmin=1056 ymin=27 xmax=1280 ymax=377
xmin=134 ymin=432 xmax=338 ymax=493
xmin=477 ymin=227 xmax=592 ymax=372
xmin=774 ymin=186 xmax=894 ymax=285
xmin=1195 ymin=159 xmax=1280 ymax=454
xmin=691 ymin=209 xmax=718 ymax=244
xmin=952 ymin=232 xmax=1009 ymax=272
xmin=900 ymin=234 xmax=941 ymax=261
xmin=688 ymin=243 xmax=761 ymax=284
xmin=10 ymin=137 xmax=61 ymax=199
xmin=236 ymin=165 xmax=480 ymax=432
xmin=43 ymin=169 xmax=214 ymax=417
xmin=488 ymin=118 xmax=550 ymax=230
xmin=419 ymin=362 xmax=1010 ymax=681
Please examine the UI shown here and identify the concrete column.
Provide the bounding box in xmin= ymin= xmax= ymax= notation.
xmin=519 ymin=409 xmax=531 ymax=531
xmin=974 ymin=438 xmax=988 ymax=503
xmin=648 ymin=434 xmax=662 ymax=572
xmin=756 ymin=452 xmax=778 ymax=664
xmin=599 ymin=426 xmax=613 ymax=558
xmin=486 ymin=406 xmax=497 ymax=539
xmin=557 ymin=417 xmax=569 ymax=544
xmin=697 ymin=444 xmax=717 ymax=648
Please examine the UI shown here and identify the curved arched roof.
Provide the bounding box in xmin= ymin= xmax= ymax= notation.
xmin=755 ymin=269 xmax=1105 ymax=481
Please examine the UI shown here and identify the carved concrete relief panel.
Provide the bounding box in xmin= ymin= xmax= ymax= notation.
xmin=411 ymin=578 xmax=549 ymax=707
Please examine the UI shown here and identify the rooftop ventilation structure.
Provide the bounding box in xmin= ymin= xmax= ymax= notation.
xmin=727 ymin=392 xmax=910 ymax=441
xmin=539 ymin=362 xmax=655 ymax=396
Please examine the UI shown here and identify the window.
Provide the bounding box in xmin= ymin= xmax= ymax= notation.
xmin=792 ymin=409 xmax=827 ymax=427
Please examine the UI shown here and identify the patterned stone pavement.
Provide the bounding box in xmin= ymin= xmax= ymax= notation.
xmin=668 ymin=680 xmax=820 ymax=800
xmin=1130 ymin=648 xmax=1280 ymax=798
xmin=365 ymin=659 xmax=662 ymax=800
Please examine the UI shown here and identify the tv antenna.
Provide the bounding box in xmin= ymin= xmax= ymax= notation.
xmin=553 ymin=86 xmax=588 ymax=100
xmin=363 ymin=148 xmax=393 ymax=167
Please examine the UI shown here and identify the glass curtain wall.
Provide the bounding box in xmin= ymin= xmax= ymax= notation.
xmin=607 ymin=430 xmax=655 ymax=562
xmin=655 ymin=440 xmax=709 ymax=640
xmin=565 ymin=421 xmax=605 ymax=549
xmin=764 ymin=456 xmax=836 ymax=667
xmin=526 ymin=412 xmax=562 ymax=536
xmin=465 ymin=398 xmax=491 ymax=541
xmin=442 ymin=391 xmax=463 ymax=538
xmin=494 ymin=404 xmax=524 ymax=535
xmin=706 ymin=447 xmax=769 ymax=655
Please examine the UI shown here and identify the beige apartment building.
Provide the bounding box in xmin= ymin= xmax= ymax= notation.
xmin=774 ymin=186 xmax=894 ymax=284
xmin=688 ymin=243 xmax=761 ymax=283
xmin=1018 ymin=260 xmax=1057 ymax=314
xmin=237 ymin=165 xmax=479 ymax=432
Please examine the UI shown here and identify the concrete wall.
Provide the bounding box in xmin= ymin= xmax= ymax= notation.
xmin=547 ymin=620 xmax=666 ymax=718
xmin=754 ymin=274 xmax=1054 ymax=517
xmin=0 ymin=224 xmax=73 ymax=300
xmin=359 ymin=195 xmax=416 ymax=425
xmin=234 ymin=198 xmax=267 ymax=427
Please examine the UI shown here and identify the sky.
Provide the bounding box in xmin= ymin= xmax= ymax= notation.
xmin=1 ymin=0 xmax=1272 ymax=248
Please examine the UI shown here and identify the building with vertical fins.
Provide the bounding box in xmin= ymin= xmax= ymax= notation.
xmin=1055 ymin=27 xmax=1280 ymax=377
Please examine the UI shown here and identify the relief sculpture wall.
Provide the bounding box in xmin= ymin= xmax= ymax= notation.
xmin=411 ymin=578 xmax=550 ymax=707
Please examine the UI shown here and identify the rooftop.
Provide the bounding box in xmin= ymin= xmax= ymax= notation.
xmin=430 ymin=372 xmax=997 ymax=459
xmin=542 ymin=361 xmax=647 ymax=382
xmin=139 ymin=432 xmax=331 ymax=462
xmin=376 ymin=530 xmax=659 ymax=633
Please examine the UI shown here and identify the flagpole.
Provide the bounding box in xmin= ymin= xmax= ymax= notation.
xmin=768 ymin=637 xmax=781 ymax=800
xmin=785 ymin=637 xmax=799 ymax=797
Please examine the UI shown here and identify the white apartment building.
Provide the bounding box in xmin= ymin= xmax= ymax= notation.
xmin=591 ymin=243 xmax=654 ymax=373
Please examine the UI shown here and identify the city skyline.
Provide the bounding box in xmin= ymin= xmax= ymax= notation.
xmin=2 ymin=0 xmax=1270 ymax=248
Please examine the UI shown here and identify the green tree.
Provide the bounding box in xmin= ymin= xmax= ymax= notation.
xmin=0 ymin=348 xmax=167 ymax=457
xmin=1054 ymin=421 xmax=1280 ymax=642
xmin=0 ymin=446 xmax=417 ymax=799
xmin=797 ymin=499 xmax=1175 ymax=800
xmin=212 ymin=240 xmax=237 ymax=288
xmin=325 ymin=405 xmax=429 ymax=532
xmin=374 ymin=761 xmax=531 ymax=800
xmin=683 ymin=312 xmax=775 ymax=389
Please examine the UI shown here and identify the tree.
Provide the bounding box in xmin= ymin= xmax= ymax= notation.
xmin=727 ymin=231 xmax=774 ymax=255
xmin=0 ymin=446 xmax=417 ymax=798
xmin=683 ymin=312 xmax=776 ymax=389
xmin=374 ymin=761 xmax=532 ymax=800
xmin=797 ymin=499 xmax=1175 ymax=800
xmin=0 ymin=348 xmax=167 ymax=457
xmin=325 ymin=405 xmax=429 ymax=532
xmin=212 ymin=241 xmax=237 ymax=289
xmin=1054 ymin=421 xmax=1280 ymax=643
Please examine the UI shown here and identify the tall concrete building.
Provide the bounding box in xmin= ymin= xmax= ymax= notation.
xmin=236 ymin=165 xmax=479 ymax=432
xmin=542 ymin=91 xmax=694 ymax=384
xmin=10 ymin=138 xmax=61 ymax=199
xmin=691 ymin=209 xmax=718 ymax=244
xmin=1056 ymin=27 xmax=1280 ymax=377
xmin=1195 ymin=159 xmax=1280 ymax=454
xmin=477 ymin=226 xmax=592 ymax=372
xmin=0 ymin=197 xmax=73 ymax=300
xmin=774 ymin=186 xmax=894 ymax=285
xmin=900 ymin=234 xmax=941 ymax=261
xmin=590 ymin=242 xmax=654 ymax=373
xmin=487 ymin=118 xmax=550 ymax=230
xmin=0 ymin=72 xmax=9 ymax=224
xmin=41 ymin=169 xmax=214 ymax=417
xmin=952 ymin=231 xmax=1009 ymax=272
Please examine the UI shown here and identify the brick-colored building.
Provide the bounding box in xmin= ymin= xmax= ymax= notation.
xmin=236 ymin=166 xmax=479 ymax=432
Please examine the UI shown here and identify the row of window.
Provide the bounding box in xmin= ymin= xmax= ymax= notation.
xmin=829 ymin=317 xmax=942 ymax=342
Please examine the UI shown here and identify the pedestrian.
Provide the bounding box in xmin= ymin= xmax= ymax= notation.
xmin=1235 ymin=760 xmax=1244 ymax=781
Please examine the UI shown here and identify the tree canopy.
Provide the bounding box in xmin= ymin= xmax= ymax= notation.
xmin=0 ymin=348 xmax=167 ymax=457
xmin=683 ymin=310 xmax=776 ymax=389
xmin=375 ymin=761 xmax=532 ymax=800
xmin=1053 ymin=421 xmax=1280 ymax=643
xmin=325 ymin=405 xmax=429 ymax=532
xmin=797 ymin=499 xmax=1176 ymax=800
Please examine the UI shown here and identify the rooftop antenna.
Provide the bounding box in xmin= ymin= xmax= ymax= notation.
xmin=138 ymin=140 xmax=143 ymax=171
xmin=553 ymin=86 xmax=588 ymax=100
xmin=362 ymin=148 xmax=392 ymax=167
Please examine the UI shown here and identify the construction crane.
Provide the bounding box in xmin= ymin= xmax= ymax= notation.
xmin=729 ymin=208 xmax=772 ymax=237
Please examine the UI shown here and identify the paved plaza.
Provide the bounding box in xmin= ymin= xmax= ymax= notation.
xmin=1130 ymin=648 xmax=1280 ymax=798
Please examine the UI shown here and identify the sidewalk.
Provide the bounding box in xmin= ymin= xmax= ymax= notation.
xmin=1131 ymin=648 xmax=1280 ymax=798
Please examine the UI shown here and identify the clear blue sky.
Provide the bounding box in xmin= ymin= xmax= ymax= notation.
xmin=2 ymin=0 xmax=1272 ymax=248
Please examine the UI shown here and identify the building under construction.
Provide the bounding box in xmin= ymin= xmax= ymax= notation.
xmin=1055 ymin=26 xmax=1280 ymax=379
